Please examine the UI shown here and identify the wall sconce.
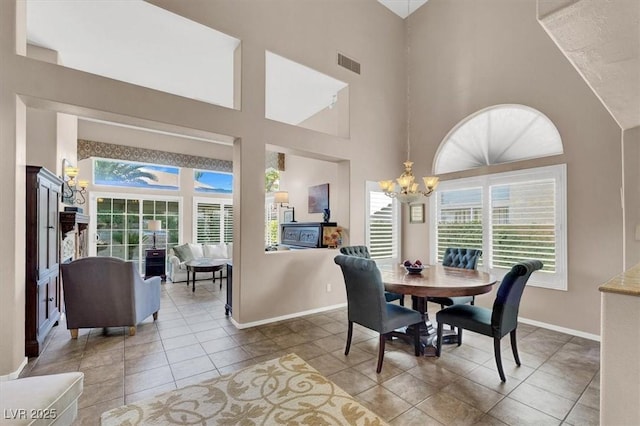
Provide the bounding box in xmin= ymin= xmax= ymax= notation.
xmin=62 ymin=164 xmax=88 ymax=205
xmin=274 ymin=191 xmax=296 ymax=222
xmin=148 ymin=220 xmax=162 ymax=248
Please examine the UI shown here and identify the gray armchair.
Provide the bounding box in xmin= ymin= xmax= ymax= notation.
xmin=61 ymin=257 xmax=161 ymax=338
xmin=334 ymin=255 xmax=422 ymax=373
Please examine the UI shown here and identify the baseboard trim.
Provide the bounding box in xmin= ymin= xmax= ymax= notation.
xmin=232 ymin=303 xmax=348 ymax=329
xmin=519 ymin=316 xmax=600 ymax=342
xmin=230 ymin=306 xmax=600 ymax=341
xmin=0 ymin=357 xmax=28 ymax=381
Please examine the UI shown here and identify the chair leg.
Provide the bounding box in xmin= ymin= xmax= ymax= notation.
xmin=345 ymin=321 xmax=353 ymax=356
xmin=442 ymin=304 xmax=455 ymax=331
xmin=494 ymin=337 xmax=506 ymax=382
xmin=413 ymin=322 xmax=421 ymax=356
xmin=436 ymin=321 xmax=443 ymax=357
xmin=457 ymin=327 xmax=463 ymax=346
xmin=510 ymin=329 xmax=521 ymax=366
xmin=70 ymin=329 xmax=78 ymax=339
xmin=129 ymin=326 xmax=136 ymax=336
xmin=376 ymin=334 xmax=386 ymax=373
xmin=153 ymin=311 xmax=158 ymax=321
xmin=399 ymin=295 xmax=405 ymax=306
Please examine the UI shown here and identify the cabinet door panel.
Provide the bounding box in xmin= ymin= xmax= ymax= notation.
xmin=37 ymin=184 xmax=48 ymax=275
xmin=48 ymin=275 xmax=58 ymax=317
xmin=37 ymin=279 xmax=48 ymax=329
xmin=48 ymin=188 xmax=60 ymax=270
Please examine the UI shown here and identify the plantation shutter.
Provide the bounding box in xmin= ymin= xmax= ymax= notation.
xmin=436 ymin=187 xmax=483 ymax=264
xmin=265 ymin=198 xmax=278 ymax=246
xmin=196 ymin=203 xmax=221 ymax=243
xmin=367 ymin=190 xmax=397 ymax=260
xmin=223 ymin=204 xmax=233 ymax=243
xmin=432 ymin=165 xmax=566 ymax=289
xmin=491 ymin=180 xmax=556 ymax=272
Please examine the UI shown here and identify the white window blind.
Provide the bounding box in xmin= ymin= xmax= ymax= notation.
xmin=431 ymin=165 xmax=566 ymax=290
xmin=366 ymin=182 xmax=399 ymax=262
xmin=265 ymin=196 xmax=278 ymax=246
xmin=491 ymin=180 xmax=556 ymax=272
xmin=194 ymin=198 xmax=232 ymax=244
xmin=223 ymin=204 xmax=233 ymax=243
xmin=436 ymin=187 xmax=483 ymax=265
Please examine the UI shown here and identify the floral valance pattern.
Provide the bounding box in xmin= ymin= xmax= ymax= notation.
xmin=78 ymin=139 xmax=233 ymax=172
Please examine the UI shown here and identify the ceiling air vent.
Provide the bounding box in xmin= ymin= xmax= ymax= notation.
xmin=338 ymin=53 xmax=361 ymax=75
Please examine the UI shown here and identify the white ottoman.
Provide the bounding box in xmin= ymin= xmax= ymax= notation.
xmin=0 ymin=372 xmax=84 ymax=425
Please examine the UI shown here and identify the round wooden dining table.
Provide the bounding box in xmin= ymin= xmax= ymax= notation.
xmin=379 ymin=263 xmax=497 ymax=356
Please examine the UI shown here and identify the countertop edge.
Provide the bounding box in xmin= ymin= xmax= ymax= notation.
xmin=599 ymin=263 xmax=640 ymax=297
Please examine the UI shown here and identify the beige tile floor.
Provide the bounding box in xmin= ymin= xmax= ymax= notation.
xmin=22 ymin=279 xmax=600 ymax=425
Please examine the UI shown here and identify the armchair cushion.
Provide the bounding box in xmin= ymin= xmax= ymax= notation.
xmin=173 ymin=244 xmax=194 ymax=262
xmin=188 ymin=243 xmax=204 ymax=258
xmin=204 ymin=243 xmax=226 ymax=258
xmin=0 ymin=372 xmax=84 ymax=426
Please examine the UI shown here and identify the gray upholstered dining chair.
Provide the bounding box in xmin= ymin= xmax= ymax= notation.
xmin=339 ymin=245 xmax=405 ymax=306
xmin=334 ymin=255 xmax=422 ymax=373
xmin=61 ymin=257 xmax=161 ymax=338
xmin=428 ymin=247 xmax=483 ymax=309
xmin=436 ymin=260 xmax=543 ymax=382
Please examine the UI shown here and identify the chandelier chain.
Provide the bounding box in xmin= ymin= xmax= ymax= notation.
xmin=406 ymin=0 xmax=411 ymax=161
xmin=376 ymin=0 xmax=440 ymax=204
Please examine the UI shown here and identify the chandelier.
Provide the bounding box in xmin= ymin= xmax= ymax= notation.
xmin=378 ymin=0 xmax=439 ymax=205
xmin=379 ymin=162 xmax=439 ymax=204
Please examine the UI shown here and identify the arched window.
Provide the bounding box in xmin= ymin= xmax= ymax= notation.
xmin=434 ymin=105 xmax=563 ymax=174
xmin=430 ymin=105 xmax=567 ymax=290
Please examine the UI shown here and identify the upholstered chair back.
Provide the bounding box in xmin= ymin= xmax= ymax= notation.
xmin=442 ymin=248 xmax=482 ymax=270
xmin=491 ymin=260 xmax=543 ymax=337
xmin=339 ymin=246 xmax=371 ymax=259
xmin=61 ymin=256 xmax=161 ymax=328
xmin=334 ymin=255 xmax=387 ymax=331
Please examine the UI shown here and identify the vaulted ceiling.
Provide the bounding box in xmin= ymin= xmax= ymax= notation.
xmin=538 ymin=0 xmax=640 ymax=130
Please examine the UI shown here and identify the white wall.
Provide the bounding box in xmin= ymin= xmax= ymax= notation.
xmin=278 ymin=154 xmax=341 ymax=224
xmin=405 ymin=0 xmax=623 ymax=335
xmin=624 ymin=126 xmax=640 ymax=269
xmin=0 ymin=0 xmax=406 ymax=375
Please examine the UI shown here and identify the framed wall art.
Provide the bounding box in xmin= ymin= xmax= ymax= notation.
xmin=308 ymin=183 xmax=329 ymax=213
xmin=409 ymin=203 xmax=425 ymax=224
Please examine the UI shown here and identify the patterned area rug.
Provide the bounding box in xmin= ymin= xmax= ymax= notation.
xmin=101 ymin=353 xmax=388 ymax=425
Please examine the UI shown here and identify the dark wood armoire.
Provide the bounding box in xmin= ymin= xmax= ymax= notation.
xmin=25 ymin=166 xmax=62 ymax=357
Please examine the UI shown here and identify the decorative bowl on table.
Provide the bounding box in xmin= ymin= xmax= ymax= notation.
xmin=404 ymin=265 xmax=425 ymax=274
xmin=403 ymin=260 xmax=425 ymax=274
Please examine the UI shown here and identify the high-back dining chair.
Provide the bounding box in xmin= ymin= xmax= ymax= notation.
xmin=334 ymin=255 xmax=422 ymax=373
xmin=428 ymin=247 xmax=483 ymax=309
xmin=339 ymin=245 xmax=404 ymax=306
xmin=435 ymin=260 xmax=543 ymax=381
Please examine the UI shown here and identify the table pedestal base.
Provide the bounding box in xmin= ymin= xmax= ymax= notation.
xmin=389 ymin=296 xmax=439 ymax=357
